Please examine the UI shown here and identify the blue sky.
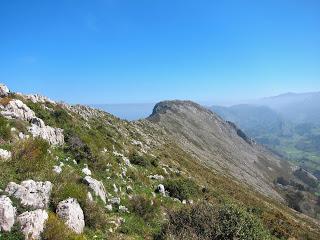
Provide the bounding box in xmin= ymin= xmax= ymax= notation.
xmin=0 ymin=0 xmax=319 ymax=104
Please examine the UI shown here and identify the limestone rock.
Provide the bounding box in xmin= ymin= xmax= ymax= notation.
xmin=5 ymin=180 xmax=52 ymax=209
xmin=0 ymin=84 xmax=10 ymax=97
xmin=0 ymin=196 xmax=16 ymax=232
xmin=0 ymin=149 xmax=12 ymax=161
xmin=25 ymin=94 xmax=55 ymax=104
xmin=17 ymin=209 xmax=48 ymax=240
xmin=83 ymin=176 xmax=107 ymax=204
xmin=0 ymin=99 xmax=36 ymax=121
xmin=53 ymin=165 xmax=62 ymax=174
xmin=28 ymin=124 xmax=64 ymax=145
xmin=56 ymin=198 xmax=85 ymax=234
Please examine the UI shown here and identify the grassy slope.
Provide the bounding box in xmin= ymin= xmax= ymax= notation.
xmin=0 ymin=97 xmax=319 ymax=240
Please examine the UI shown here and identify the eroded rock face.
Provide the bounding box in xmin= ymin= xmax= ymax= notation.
xmin=83 ymin=176 xmax=107 ymax=204
xmin=0 ymin=149 xmax=12 ymax=161
xmin=0 ymin=196 xmax=16 ymax=232
xmin=5 ymin=180 xmax=52 ymax=209
xmin=0 ymin=84 xmax=10 ymax=97
xmin=17 ymin=209 xmax=48 ymax=240
xmin=56 ymin=198 xmax=85 ymax=234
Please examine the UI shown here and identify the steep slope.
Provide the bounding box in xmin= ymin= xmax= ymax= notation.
xmin=147 ymin=101 xmax=294 ymax=200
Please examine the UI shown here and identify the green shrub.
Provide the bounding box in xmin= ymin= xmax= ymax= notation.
xmin=163 ymin=178 xmax=200 ymax=201
xmin=83 ymin=201 xmax=108 ymax=229
xmin=0 ymin=115 xmax=11 ymax=141
xmin=129 ymin=195 xmax=159 ymax=221
xmin=129 ymin=152 xmax=150 ymax=167
xmin=156 ymin=203 xmax=272 ymax=240
xmin=43 ymin=213 xmax=85 ymax=240
xmin=12 ymin=138 xmax=50 ymax=175
xmin=0 ymin=224 xmax=24 ymax=240
xmin=51 ymin=170 xmax=87 ymax=208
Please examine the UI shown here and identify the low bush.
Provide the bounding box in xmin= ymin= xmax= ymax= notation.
xmin=0 ymin=115 xmax=12 ymax=141
xmin=83 ymin=201 xmax=108 ymax=229
xmin=129 ymin=152 xmax=150 ymax=167
xmin=156 ymin=203 xmax=272 ymax=240
xmin=129 ymin=195 xmax=159 ymax=221
xmin=163 ymin=178 xmax=200 ymax=201
xmin=12 ymin=138 xmax=50 ymax=176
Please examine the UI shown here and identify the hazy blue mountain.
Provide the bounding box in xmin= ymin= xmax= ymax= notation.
xmin=92 ymin=103 xmax=155 ymax=120
xmin=255 ymin=92 xmax=320 ymax=124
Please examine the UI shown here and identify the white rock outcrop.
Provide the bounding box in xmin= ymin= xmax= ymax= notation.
xmin=5 ymin=180 xmax=52 ymax=209
xmin=83 ymin=176 xmax=107 ymax=204
xmin=0 ymin=196 xmax=16 ymax=232
xmin=56 ymin=198 xmax=85 ymax=234
xmin=28 ymin=123 xmax=64 ymax=145
xmin=25 ymin=94 xmax=55 ymax=104
xmin=0 ymin=99 xmax=64 ymax=145
xmin=17 ymin=209 xmax=48 ymax=240
xmin=0 ymin=149 xmax=12 ymax=161
xmin=0 ymin=84 xmax=10 ymax=97
xmin=0 ymin=99 xmax=36 ymax=121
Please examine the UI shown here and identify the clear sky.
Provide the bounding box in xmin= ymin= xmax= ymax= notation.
xmin=0 ymin=0 xmax=319 ymax=104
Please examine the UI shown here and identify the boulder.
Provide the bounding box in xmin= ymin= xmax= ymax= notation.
xmin=17 ymin=209 xmax=48 ymax=240
xmin=0 ymin=196 xmax=16 ymax=232
xmin=5 ymin=180 xmax=52 ymax=209
xmin=56 ymin=198 xmax=85 ymax=234
xmin=0 ymin=84 xmax=10 ymax=97
xmin=0 ymin=149 xmax=12 ymax=161
xmin=83 ymin=176 xmax=107 ymax=204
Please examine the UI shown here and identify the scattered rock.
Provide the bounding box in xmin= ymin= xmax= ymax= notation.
xmin=113 ymin=184 xmax=119 ymax=193
xmin=5 ymin=180 xmax=52 ymax=209
xmin=126 ymin=186 xmax=133 ymax=194
xmin=0 ymin=84 xmax=10 ymax=97
xmin=17 ymin=209 xmax=48 ymax=240
xmin=0 ymin=196 xmax=16 ymax=232
xmin=148 ymin=175 xmax=164 ymax=181
xmin=109 ymin=197 xmax=121 ymax=205
xmin=82 ymin=165 xmax=92 ymax=176
xmin=53 ymin=165 xmax=62 ymax=174
xmin=118 ymin=205 xmax=129 ymax=213
xmin=156 ymin=184 xmax=166 ymax=196
xmin=87 ymin=192 xmax=93 ymax=202
xmin=0 ymin=149 xmax=12 ymax=161
xmin=56 ymin=198 xmax=85 ymax=234
xmin=106 ymin=204 xmax=113 ymax=211
xmin=83 ymin=176 xmax=107 ymax=204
